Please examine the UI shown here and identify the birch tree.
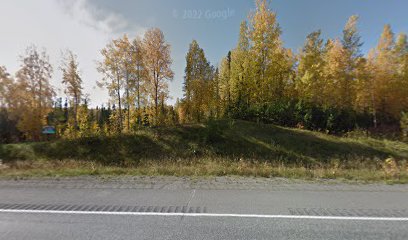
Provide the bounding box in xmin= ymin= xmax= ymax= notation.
xmin=15 ymin=46 xmax=54 ymax=140
xmin=60 ymin=50 xmax=82 ymax=132
xmin=143 ymin=28 xmax=174 ymax=124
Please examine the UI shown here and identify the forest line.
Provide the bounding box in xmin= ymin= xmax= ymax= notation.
xmin=1 ymin=0 xmax=407 ymax=142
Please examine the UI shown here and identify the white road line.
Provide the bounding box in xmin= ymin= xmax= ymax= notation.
xmin=0 ymin=209 xmax=408 ymax=221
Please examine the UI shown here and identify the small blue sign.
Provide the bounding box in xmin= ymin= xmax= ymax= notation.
xmin=42 ymin=126 xmax=56 ymax=134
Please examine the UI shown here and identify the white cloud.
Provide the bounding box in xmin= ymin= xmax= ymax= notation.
xmin=0 ymin=0 xmax=145 ymax=107
xmin=58 ymin=0 xmax=129 ymax=34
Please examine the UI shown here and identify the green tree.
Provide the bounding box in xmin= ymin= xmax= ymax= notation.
xmin=341 ymin=15 xmax=363 ymax=108
xmin=342 ymin=15 xmax=363 ymax=59
xmin=0 ymin=66 xmax=13 ymax=108
xmin=211 ymin=67 xmax=221 ymax=118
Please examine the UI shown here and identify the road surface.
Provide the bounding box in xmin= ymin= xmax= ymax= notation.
xmin=0 ymin=176 xmax=407 ymax=240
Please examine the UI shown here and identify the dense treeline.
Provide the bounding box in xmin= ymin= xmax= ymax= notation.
xmin=0 ymin=28 xmax=177 ymax=142
xmin=178 ymin=0 xmax=408 ymax=135
xmin=1 ymin=0 xmax=407 ymax=143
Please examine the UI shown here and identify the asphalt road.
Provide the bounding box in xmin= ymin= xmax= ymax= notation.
xmin=0 ymin=176 xmax=407 ymax=240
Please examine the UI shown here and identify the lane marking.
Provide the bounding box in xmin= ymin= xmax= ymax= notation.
xmin=0 ymin=209 xmax=408 ymax=221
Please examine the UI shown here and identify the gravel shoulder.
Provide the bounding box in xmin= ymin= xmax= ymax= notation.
xmin=1 ymin=176 xmax=408 ymax=191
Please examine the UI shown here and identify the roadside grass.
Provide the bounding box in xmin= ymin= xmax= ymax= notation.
xmin=1 ymin=158 xmax=407 ymax=183
xmin=1 ymin=120 xmax=408 ymax=183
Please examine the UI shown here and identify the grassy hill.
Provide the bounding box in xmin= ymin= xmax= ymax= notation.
xmin=1 ymin=120 xmax=408 ymax=181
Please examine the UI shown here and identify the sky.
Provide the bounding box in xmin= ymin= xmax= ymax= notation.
xmin=1 ymin=0 xmax=407 ymax=107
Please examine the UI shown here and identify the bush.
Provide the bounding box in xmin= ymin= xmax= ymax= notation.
xmin=0 ymin=109 xmax=21 ymax=143
xmin=203 ymin=120 xmax=224 ymax=144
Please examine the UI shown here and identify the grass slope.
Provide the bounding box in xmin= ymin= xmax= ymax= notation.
xmin=1 ymin=120 xmax=408 ymax=181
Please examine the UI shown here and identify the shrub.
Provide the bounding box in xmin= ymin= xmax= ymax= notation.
xmin=230 ymin=99 xmax=372 ymax=134
xmin=203 ymin=120 xmax=224 ymax=144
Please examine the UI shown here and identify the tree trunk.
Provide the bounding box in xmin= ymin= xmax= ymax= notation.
xmin=126 ymin=73 xmax=130 ymax=132
xmin=154 ymin=69 xmax=159 ymax=125
xmin=38 ymin=77 xmax=43 ymax=141
xmin=137 ymin=70 xmax=141 ymax=126
xmin=116 ymin=74 xmax=122 ymax=133
xmin=74 ymin=92 xmax=79 ymax=138
xmin=370 ymin=80 xmax=377 ymax=128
